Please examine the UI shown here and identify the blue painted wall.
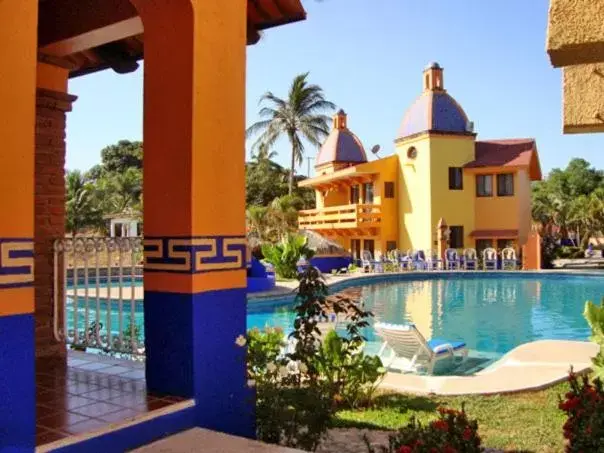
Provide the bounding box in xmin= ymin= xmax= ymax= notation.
xmin=310 ymin=256 xmax=352 ymax=273
xmin=0 ymin=314 xmax=35 ymax=453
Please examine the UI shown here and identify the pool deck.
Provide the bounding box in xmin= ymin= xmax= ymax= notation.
xmin=68 ymin=270 xmax=602 ymax=396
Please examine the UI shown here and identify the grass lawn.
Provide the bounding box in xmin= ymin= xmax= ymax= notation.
xmin=334 ymin=380 xmax=570 ymax=452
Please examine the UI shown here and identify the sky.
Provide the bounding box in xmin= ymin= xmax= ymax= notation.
xmin=66 ymin=0 xmax=603 ymax=178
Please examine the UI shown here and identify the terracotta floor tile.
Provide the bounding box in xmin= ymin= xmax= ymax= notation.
xmin=65 ymin=396 xmax=97 ymax=411
xmin=66 ymin=381 xmax=101 ymax=395
xmin=118 ymin=370 xmax=145 ymax=380
xmin=71 ymin=401 xmax=125 ymax=418
xmin=64 ymin=418 xmax=109 ymax=435
xmin=95 ymin=366 xmax=132 ymax=376
xmin=81 ymin=387 xmax=127 ymax=401
xmin=107 ymin=393 xmax=159 ymax=407
xmin=76 ymin=362 xmax=114 ymax=372
xmin=36 ymin=428 xmax=69 ymax=446
xmin=36 ymin=405 xmax=62 ymax=419
xmin=37 ymin=412 xmax=89 ymax=430
xmin=98 ymin=408 xmax=143 ymax=423
xmin=137 ymin=399 xmax=173 ymax=412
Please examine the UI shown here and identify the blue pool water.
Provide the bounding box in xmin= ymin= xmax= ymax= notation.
xmin=69 ymin=273 xmax=604 ymax=362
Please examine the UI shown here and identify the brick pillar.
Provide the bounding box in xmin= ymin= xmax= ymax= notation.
xmin=35 ymin=88 xmax=76 ymax=359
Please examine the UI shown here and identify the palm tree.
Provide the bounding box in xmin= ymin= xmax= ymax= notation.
xmin=65 ymin=170 xmax=101 ymax=235
xmin=246 ymin=73 xmax=335 ymax=194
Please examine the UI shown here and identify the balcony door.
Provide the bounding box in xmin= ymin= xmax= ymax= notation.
xmin=363 ymin=183 xmax=374 ymax=204
xmin=351 ymin=239 xmax=362 ymax=264
xmin=363 ymin=239 xmax=375 ymax=258
xmin=350 ymin=185 xmax=360 ymax=204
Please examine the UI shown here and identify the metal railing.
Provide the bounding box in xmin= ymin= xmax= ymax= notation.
xmin=53 ymin=237 xmax=144 ymax=356
xmin=298 ymin=203 xmax=382 ymax=229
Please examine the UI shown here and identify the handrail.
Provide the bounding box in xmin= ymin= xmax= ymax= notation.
xmin=298 ymin=203 xmax=382 ymax=228
xmin=53 ymin=237 xmax=144 ymax=356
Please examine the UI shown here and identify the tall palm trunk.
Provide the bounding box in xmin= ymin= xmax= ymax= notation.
xmin=289 ymin=146 xmax=295 ymax=195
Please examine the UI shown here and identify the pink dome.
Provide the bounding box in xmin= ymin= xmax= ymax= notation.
xmin=315 ymin=110 xmax=367 ymax=167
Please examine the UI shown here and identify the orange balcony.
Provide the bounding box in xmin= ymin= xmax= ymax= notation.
xmin=298 ymin=204 xmax=382 ymax=233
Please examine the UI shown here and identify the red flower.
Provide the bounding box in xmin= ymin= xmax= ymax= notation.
xmin=431 ymin=420 xmax=449 ymax=432
xmin=463 ymin=426 xmax=474 ymax=441
xmin=443 ymin=446 xmax=458 ymax=453
xmin=398 ymin=447 xmax=412 ymax=453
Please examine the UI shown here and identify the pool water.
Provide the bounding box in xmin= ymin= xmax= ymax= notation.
xmin=68 ymin=273 xmax=603 ymax=373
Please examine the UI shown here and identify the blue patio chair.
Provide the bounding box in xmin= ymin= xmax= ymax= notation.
xmin=483 ymin=247 xmax=498 ymax=270
xmin=426 ymin=249 xmax=442 ymax=270
xmin=463 ymin=248 xmax=478 ymax=270
xmin=501 ymin=247 xmax=517 ymax=270
xmin=445 ymin=248 xmax=460 ymax=270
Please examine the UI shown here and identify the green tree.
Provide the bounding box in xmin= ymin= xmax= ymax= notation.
xmin=65 ymin=170 xmax=102 ymax=234
xmin=247 ymin=73 xmax=335 ymax=194
xmin=100 ymin=140 xmax=143 ymax=174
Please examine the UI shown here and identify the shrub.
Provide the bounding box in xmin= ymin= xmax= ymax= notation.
xmin=558 ymin=372 xmax=604 ymax=452
xmin=584 ymin=299 xmax=604 ymax=379
xmin=261 ymin=233 xmax=315 ymax=279
xmin=366 ymin=406 xmax=482 ymax=453
xmin=248 ymin=266 xmax=384 ymax=451
xmin=554 ymin=246 xmax=582 ymax=259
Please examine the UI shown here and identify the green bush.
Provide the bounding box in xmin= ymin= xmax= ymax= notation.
xmin=555 ymin=246 xmax=582 ymax=259
xmin=261 ymin=233 xmax=315 ymax=279
xmin=366 ymin=406 xmax=482 ymax=453
xmin=584 ymin=299 xmax=604 ymax=379
xmin=312 ymin=330 xmax=385 ymax=408
xmin=247 ymin=266 xmax=384 ymax=451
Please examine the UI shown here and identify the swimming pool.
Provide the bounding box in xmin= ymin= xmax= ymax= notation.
xmin=68 ymin=273 xmax=603 ymax=373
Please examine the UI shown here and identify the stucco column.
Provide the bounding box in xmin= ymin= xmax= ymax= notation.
xmin=0 ymin=0 xmax=38 ymax=450
xmin=131 ymin=0 xmax=252 ymax=437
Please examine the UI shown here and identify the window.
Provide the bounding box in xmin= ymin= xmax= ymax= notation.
xmin=407 ymin=147 xmax=418 ymax=159
xmin=497 ymin=239 xmax=514 ymax=250
xmin=476 ymin=239 xmax=493 ymax=253
xmin=476 ymin=174 xmax=493 ymax=197
xmin=448 ymin=167 xmax=463 ymax=190
xmin=386 ymin=241 xmax=397 ymax=251
xmin=363 ymin=183 xmax=374 ymax=204
xmin=384 ymin=181 xmax=395 ymax=198
xmin=497 ymin=173 xmax=514 ymax=196
xmin=350 ymin=185 xmax=360 ymax=204
xmin=449 ymin=226 xmax=464 ymax=249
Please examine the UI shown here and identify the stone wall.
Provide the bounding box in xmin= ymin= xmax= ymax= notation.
xmin=35 ymin=88 xmax=76 ymax=359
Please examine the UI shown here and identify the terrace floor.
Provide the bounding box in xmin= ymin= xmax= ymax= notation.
xmin=36 ymin=350 xmax=187 ymax=447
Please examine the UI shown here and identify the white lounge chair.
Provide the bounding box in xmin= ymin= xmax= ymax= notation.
xmin=426 ymin=249 xmax=442 ymax=270
xmin=374 ymin=322 xmax=468 ymax=374
xmin=483 ymin=247 xmax=498 ymax=270
xmin=445 ymin=248 xmax=460 ymax=270
xmin=501 ymin=247 xmax=517 ymax=270
xmin=463 ymin=248 xmax=477 ymax=270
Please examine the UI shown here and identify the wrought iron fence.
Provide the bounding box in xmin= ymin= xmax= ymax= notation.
xmin=53 ymin=237 xmax=144 ymax=356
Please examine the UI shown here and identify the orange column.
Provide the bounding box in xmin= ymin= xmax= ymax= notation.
xmin=0 ymin=0 xmax=38 ymax=449
xmin=131 ymin=0 xmax=251 ymax=437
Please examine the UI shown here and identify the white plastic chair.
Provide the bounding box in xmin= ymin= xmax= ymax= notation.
xmin=411 ymin=250 xmax=426 ymax=270
xmin=361 ymin=250 xmax=374 ymax=272
xmin=501 ymin=247 xmax=517 ymax=270
xmin=445 ymin=248 xmax=460 ymax=270
xmin=483 ymin=247 xmax=498 ymax=270
xmin=426 ymin=249 xmax=442 ymax=270
xmin=463 ymin=248 xmax=477 ymax=270
xmin=374 ymin=322 xmax=467 ymax=374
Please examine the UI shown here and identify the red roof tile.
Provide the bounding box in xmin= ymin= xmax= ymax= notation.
xmin=465 ymin=139 xmax=542 ymax=180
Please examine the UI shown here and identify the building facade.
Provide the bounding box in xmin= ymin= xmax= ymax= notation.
xmin=299 ymin=63 xmax=542 ymax=265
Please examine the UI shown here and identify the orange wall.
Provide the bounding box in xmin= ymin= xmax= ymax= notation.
xmin=37 ymin=63 xmax=69 ymax=92
xmin=0 ymin=0 xmax=38 ymax=315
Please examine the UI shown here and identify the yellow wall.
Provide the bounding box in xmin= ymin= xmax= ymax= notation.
xmin=429 ymin=135 xmax=476 ymax=252
xmin=322 ymin=188 xmax=349 ymax=207
xmin=396 ymin=134 xmax=433 ymax=252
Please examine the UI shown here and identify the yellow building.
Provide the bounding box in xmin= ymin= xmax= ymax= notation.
xmin=299 ymin=63 xmax=542 ymax=265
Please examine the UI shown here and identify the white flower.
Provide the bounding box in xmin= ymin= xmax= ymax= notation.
xmin=247 ymin=379 xmax=256 ymax=388
xmin=235 ymin=335 xmax=247 ymax=347
xmin=267 ymin=363 xmax=277 ymax=373
xmin=299 ymin=362 xmax=308 ymax=373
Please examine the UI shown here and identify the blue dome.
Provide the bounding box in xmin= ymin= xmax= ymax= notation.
xmin=397 ymin=91 xmax=469 ymax=139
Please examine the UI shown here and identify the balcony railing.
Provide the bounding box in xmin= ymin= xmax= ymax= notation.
xmin=298 ymin=203 xmax=382 ymax=230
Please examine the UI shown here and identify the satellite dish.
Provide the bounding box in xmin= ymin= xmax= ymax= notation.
xmin=370 ymin=144 xmax=381 ymax=157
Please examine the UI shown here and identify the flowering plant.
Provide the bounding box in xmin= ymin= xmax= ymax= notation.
xmin=558 ymin=371 xmax=604 ymax=452
xmin=366 ymin=406 xmax=482 ymax=453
